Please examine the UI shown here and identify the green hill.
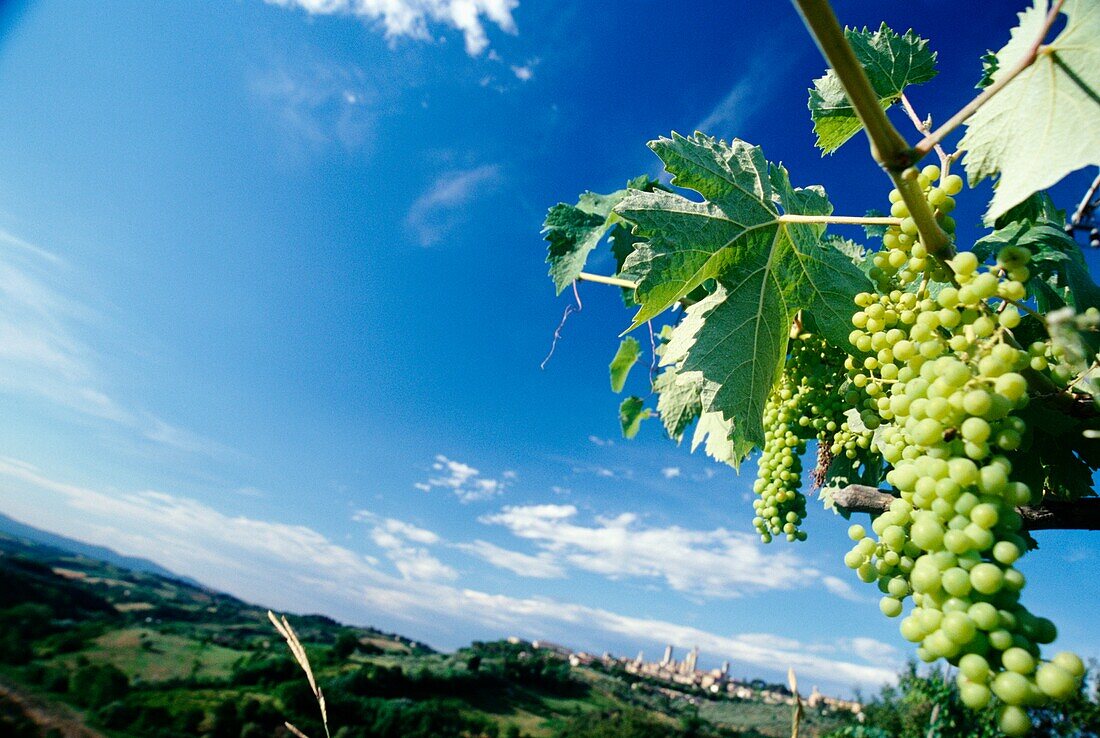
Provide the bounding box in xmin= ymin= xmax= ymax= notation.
xmin=0 ymin=528 xmax=856 ymax=738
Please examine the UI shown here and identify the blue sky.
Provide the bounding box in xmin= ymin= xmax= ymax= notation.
xmin=0 ymin=0 xmax=1097 ymax=697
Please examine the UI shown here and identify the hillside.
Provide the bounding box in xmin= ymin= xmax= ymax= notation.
xmin=0 ymin=525 xmax=857 ymax=738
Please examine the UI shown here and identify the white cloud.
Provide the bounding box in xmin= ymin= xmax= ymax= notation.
xmin=847 ymin=637 xmax=900 ymax=665
xmin=0 ymin=457 xmax=896 ymax=691
xmin=481 ymin=504 xmax=815 ymax=598
xmin=587 ymin=435 xmax=613 ymax=446
xmin=416 ymin=454 xmax=511 ymax=502
xmin=457 ymin=539 xmax=565 ymax=578
xmin=510 ymin=65 xmax=532 ymax=81
xmin=0 ymin=233 xmax=230 ymax=457
xmin=353 ymin=510 xmax=455 ymax=581
xmin=265 ymin=0 xmax=519 ymax=56
xmin=405 ymin=165 xmax=501 ymax=246
xmin=661 ymin=467 xmax=681 ymax=479
xmin=822 ymin=575 xmax=865 ymax=603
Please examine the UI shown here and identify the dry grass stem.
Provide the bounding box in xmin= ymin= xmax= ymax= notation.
xmin=788 ymin=667 xmax=803 ymax=738
xmin=268 ymin=610 xmax=331 ymax=738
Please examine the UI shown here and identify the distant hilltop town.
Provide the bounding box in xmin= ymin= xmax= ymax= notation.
xmin=510 ymin=637 xmax=862 ymax=716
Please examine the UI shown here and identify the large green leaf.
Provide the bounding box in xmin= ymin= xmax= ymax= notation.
xmin=618 ymin=133 xmax=869 ymax=344
xmin=617 ymin=133 xmax=869 ymax=453
xmin=609 ymin=337 xmax=641 ymax=393
xmin=809 ymin=23 xmax=938 ymax=154
xmin=959 ymin=0 xmax=1100 ymax=221
xmin=618 ymin=134 xmax=778 ymax=327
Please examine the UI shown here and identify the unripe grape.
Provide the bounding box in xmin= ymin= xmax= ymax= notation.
xmin=880 ymin=597 xmax=903 ymax=617
xmin=942 ymin=174 xmax=964 ymax=195
xmin=968 ymin=602 xmax=999 ymax=631
xmin=1052 ymin=652 xmax=1085 ymax=678
xmin=992 ymin=671 xmax=1031 ymax=705
xmin=959 ymin=681 xmax=992 ymax=709
xmin=998 ymin=705 xmax=1031 ymax=737
xmin=970 ymin=563 xmax=1004 ymax=594
xmin=959 ymin=653 xmax=991 ymax=682
xmin=1036 ymin=663 xmax=1077 ymax=700
xmin=1003 ymin=647 xmax=1036 ymax=674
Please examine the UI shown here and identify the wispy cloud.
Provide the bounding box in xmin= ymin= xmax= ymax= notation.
xmin=414 ymin=454 xmax=512 ymax=502
xmin=481 ymin=504 xmax=816 ymax=598
xmin=264 ymin=0 xmax=519 ymax=56
xmin=0 ymin=227 xmax=64 ymax=265
xmin=822 ymin=575 xmax=865 ymax=603
xmin=405 ymin=164 xmax=502 ymax=246
xmin=457 ymin=539 xmax=565 ymax=578
xmin=0 ymin=456 xmax=897 ymax=691
xmin=692 ymin=43 xmax=801 ymax=140
xmin=661 ymin=467 xmax=681 ymax=479
xmin=0 ymin=231 xmax=229 ymax=457
xmin=251 ymin=60 xmax=376 ymax=154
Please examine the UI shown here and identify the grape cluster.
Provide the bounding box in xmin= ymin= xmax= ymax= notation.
xmin=868 ymin=166 xmax=962 ymax=290
xmin=841 ymin=178 xmax=1085 ymax=734
xmin=753 ymin=335 xmax=865 ymax=542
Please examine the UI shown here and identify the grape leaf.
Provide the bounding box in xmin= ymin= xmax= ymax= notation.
xmin=973 ymin=201 xmax=1100 ymax=311
xmin=977 ymin=51 xmax=999 ymax=89
xmin=809 ymin=23 xmax=938 ymax=154
xmin=959 ymin=0 xmax=1100 ymax=221
xmin=543 ymin=177 xmax=666 ymax=294
xmin=617 ymin=133 xmax=869 ymax=453
xmin=619 ymin=396 xmax=650 ymax=439
xmin=609 ymin=337 xmax=641 ymax=393
xmin=691 ymin=409 xmax=754 ymax=470
xmin=617 ymin=133 xmax=869 ymax=346
xmin=653 ymin=367 xmax=702 ymax=442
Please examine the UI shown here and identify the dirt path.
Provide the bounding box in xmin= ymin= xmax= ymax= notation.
xmin=0 ymin=678 xmax=105 ymax=738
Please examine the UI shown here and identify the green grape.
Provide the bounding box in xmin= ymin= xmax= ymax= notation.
xmin=942 ymin=173 xmax=964 ymax=195
xmin=816 ymin=182 xmax=1089 ymax=719
xmin=998 ymin=705 xmax=1031 ymax=737
xmin=1002 ymin=647 xmax=1036 ymax=675
xmin=1052 ymin=652 xmax=1085 ymax=679
xmin=992 ymin=671 xmax=1031 ymax=705
xmin=1036 ymin=663 xmax=1077 ymax=700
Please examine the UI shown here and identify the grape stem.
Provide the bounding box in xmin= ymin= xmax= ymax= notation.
xmin=576 ymin=272 xmax=637 ymax=289
xmin=790 ymin=0 xmax=953 ymax=258
xmin=911 ymin=0 xmax=1067 ymax=160
xmin=831 ymin=484 xmax=1100 ymax=531
xmin=898 ymin=93 xmax=953 ymax=176
xmin=779 ymin=214 xmax=901 ymax=226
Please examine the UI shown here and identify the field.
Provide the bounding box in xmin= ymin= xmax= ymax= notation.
xmin=0 ymin=524 xmax=855 ymax=738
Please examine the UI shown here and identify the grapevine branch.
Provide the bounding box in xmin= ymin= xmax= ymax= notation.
xmin=912 ymin=0 xmax=1067 ymax=160
xmin=832 ymin=484 xmax=1100 ymax=531
xmin=898 ymin=93 xmax=951 ymax=175
xmin=791 ymin=0 xmax=953 ymax=257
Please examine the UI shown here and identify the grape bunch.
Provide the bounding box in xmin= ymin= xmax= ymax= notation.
xmin=867 ymin=166 xmax=962 ymax=290
xmin=839 ymin=171 xmax=1086 ymax=734
xmin=752 ymin=335 xmax=867 ymax=542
